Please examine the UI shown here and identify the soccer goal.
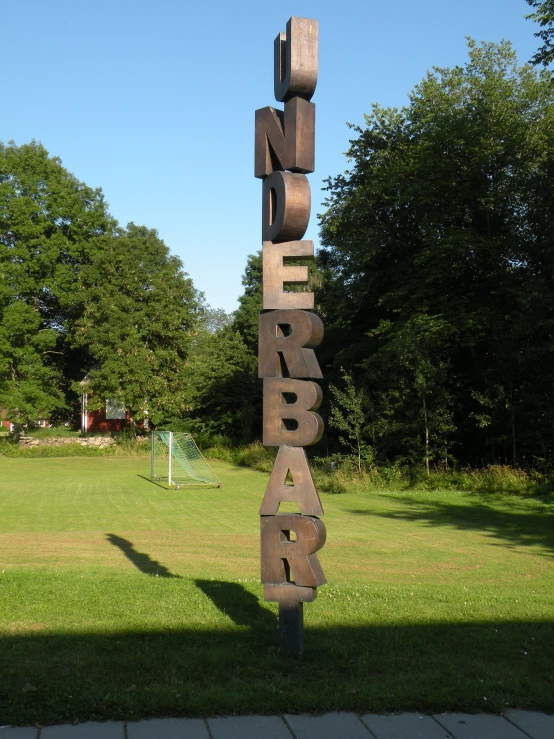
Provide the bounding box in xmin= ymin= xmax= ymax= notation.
xmin=150 ymin=431 xmax=221 ymax=488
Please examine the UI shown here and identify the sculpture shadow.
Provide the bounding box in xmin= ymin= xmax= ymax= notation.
xmin=2 ymin=618 xmax=553 ymax=726
xmin=195 ymin=579 xmax=277 ymax=630
xmin=347 ymin=495 xmax=554 ymax=556
xmin=106 ymin=534 xmax=181 ymax=578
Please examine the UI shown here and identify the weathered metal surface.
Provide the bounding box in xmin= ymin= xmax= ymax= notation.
xmin=263 ymin=582 xmax=316 ymax=603
xmin=259 ymin=445 xmax=323 ymax=516
xmin=262 ymin=240 xmax=314 ymax=310
xmin=262 ymin=171 xmax=310 ymax=243
xmin=258 ymin=309 xmax=323 ymax=379
xmin=260 ymin=513 xmax=326 ymax=587
xmin=255 ymin=98 xmax=315 ymax=178
xmin=257 ymin=15 xmax=322 ymax=656
xmin=274 ymin=17 xmax=318 ymax=103
xmin=263 ymin=378 xmax=323 ymax=447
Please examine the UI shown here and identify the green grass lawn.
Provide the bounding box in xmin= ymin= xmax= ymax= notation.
xmin=0 ymin=455 xmax=553 ymax=726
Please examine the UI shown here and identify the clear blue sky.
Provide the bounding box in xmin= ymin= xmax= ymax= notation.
xmin=3 ymin=0 xmax=540 ymax=313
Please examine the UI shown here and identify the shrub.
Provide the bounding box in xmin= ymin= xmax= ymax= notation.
xmin=236 ymin=442 xmax=276 ymax=473
xmin=315 ymin=473 xmax=348 ymax=495
xmin=0 ymin=438 xmax=20 ymax=457
xmin=464 ymin=465 xmax=540 ymax=495
xmin=202 ymin=445 xmax=236 ymax=463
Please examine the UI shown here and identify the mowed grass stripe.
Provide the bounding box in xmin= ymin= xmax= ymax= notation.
xmin=0 ymin=455 xmax=553 ymax=724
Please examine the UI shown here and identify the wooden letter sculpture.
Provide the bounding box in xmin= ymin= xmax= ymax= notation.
xmin=256 ymin=16 xmax=324 ymax=657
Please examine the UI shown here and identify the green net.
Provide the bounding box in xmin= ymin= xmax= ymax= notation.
xmin=151 ymin=431 xmax=221 ymax=487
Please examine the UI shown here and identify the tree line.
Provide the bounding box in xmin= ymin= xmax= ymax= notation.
xmin=316 ymin=39 xmax=554 ymax=471
xmin=0 ymin=142 xmax=202 ymax=428
xmin=2 ymin=27 xmax=554 ymax=473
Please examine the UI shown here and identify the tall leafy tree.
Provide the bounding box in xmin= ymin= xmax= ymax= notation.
xmin=183 ymin=324 xmax=259 ymax=441
xmin=0 ymin=141 xmax=115 ymax=425
xmin=73 ymin=224 xmax=202 ymax=426
xmin=232 ymin=252 xmax=263 ymax=353
xmin=362 ymin=315 xmax=456 ymax=471
xmin=526 ymin=0 xmax=554 ymax=69
xmin=318 ymin=40 xmax=554 ymax=468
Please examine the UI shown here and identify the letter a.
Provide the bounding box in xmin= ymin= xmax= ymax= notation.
xmin=260 ymin=446 xmax=323 ymax=516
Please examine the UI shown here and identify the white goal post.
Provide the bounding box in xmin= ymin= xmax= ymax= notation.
xmin=150 ymin=431 xmax=221 ymax=488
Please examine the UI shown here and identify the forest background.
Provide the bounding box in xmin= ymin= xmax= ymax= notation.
xmin=2 ymin=1 xmax=554 ymax=490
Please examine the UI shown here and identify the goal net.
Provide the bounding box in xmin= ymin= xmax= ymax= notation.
xmin=150 ymin=431 xmax=221 ymax=488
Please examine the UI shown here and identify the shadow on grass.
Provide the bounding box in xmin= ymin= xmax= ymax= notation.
xmin=106 ymin=534 xmax=181 ymax=578
xmin=195 ymin=579 xmax=276 ymax=629
xmin=136 ymin=474 xmax=220 ymax=490
xmin=137 ymin=474 xmax=170 ymax=490
xmin=1 ymin=616 xmax=553 ymax=726
xmin=347 ymin=497 xmax=554 ymax=556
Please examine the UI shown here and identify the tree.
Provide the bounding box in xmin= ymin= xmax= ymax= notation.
xmin=526 ymin=0 xmax=554 ymax=69
xmin=1 ymin=141 xmax=209 ymax=431
xmin=73 ymin=224 xmax=202 ymax=426
xmin=0 ymin=141 xmax=115 ymax=425
xmin=318 ymin=40 xmax=554 ymax=469
xmin=183 ymin=324 xmax=259 ymax=441
xmin=362 ymin=315 xmax=456 ymax=473
xmin=329 ymin=370 xmax=374 ymax=473
xmin=232 ymin=252 xmax=263 ymax=353
xmin=201 ymin=307 xmax=233 ymax=334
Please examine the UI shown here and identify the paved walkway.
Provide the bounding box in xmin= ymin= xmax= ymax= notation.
xmin=1 ymin=711 xmax=554 ymax=738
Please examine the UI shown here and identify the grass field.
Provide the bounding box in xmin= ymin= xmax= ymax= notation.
xmin=0 ymin=455 xmax=553 ymax=727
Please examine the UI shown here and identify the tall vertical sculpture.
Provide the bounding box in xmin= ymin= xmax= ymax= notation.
xmin=255 ymin=17 xmax=325 ymax=657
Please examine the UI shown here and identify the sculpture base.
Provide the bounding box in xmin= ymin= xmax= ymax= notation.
xmin=279 ymin=601 xmax=304 ymax=657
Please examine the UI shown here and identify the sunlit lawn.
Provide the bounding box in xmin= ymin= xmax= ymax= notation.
xmin=0 ymin=455 xmax=553 ymax=726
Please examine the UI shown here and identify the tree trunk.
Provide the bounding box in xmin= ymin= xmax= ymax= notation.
xmin=422 ymin=395 xmax=430 ymax=476
xmin=510 ymin=390 xmax=517 ymax=467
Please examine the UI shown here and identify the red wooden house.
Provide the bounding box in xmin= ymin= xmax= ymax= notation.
xmin=80 ymin=392 xmax=130 ymax=434
xmin=80 ymin=365 xmax=136 ymax=433
xmin=1 ymin=410 xmax=50 ymax=433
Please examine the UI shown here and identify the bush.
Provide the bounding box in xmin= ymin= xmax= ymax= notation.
xmin=314 ymin=472 xmax=348 ymax=495
xmin=155 ymin=417 xmax=193 ymax=434
xmin=235 ymin=442 xmax=276 ymax=473
xmin=202 ymin=445 xmax=236 ymax=463
xmin=460 ymin=465 xmax=543 ymax=495
xmin=0 ymin=437 xmax=19 ymax=457
xmin=110 ymin=429 xmax=149 ymax=455
xmin=199 ymin=436 xmax=276 ymax=472
xmin=308 ymin=453 xmax=551 ymax=497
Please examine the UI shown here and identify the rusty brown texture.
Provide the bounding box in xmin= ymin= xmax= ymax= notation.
xmin=255 ymin=97 xmax=315 ymax=178
xmin=262 ymin=240 xmax=314 ymax=310
xmin=264 ymin=583 xmax=316 ymax=603
xmin=259 ymin=445 xmax=323 ymax=516
xmin=262 ymin=171 xmax=310 ymax=243
xmin=258 ymin=309 xmax=323 ymax=379
xmin=263 ymin=377 xmax=324 ymax=447
xmin=256 ymin=16 xmax=323 ymax=647
xmin=260 ymin=513 xmax=326 ymax=587
xmin=274 ymin=17 xmax=318 ymax=103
